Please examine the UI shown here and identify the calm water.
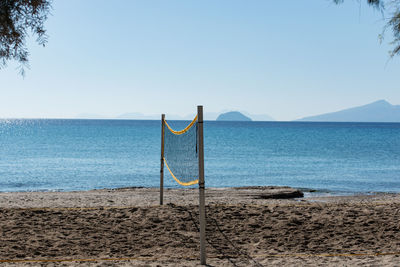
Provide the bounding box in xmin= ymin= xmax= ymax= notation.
xmin=0 ymin=119 xmax=399 ymax=193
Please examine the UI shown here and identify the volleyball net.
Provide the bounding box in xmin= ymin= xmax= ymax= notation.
xmin=160 ymin=106 xmax=206 ymax=265
xmin=163 ymin=115 xmax=199 ymax=186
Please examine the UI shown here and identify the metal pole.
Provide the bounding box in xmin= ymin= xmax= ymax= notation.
xmin=197 ymin=105 xmax=206 ymax=265
xmin=160 ymin=114 xmax=165 ymax=205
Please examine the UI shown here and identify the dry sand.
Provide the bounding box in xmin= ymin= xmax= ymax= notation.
xmin=0 ymin=187 xmax=400 ymax=266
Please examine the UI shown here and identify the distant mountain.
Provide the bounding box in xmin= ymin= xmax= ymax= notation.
xmin=216 ymin=111 xmax=252 ymax=121
xmin=297 ymin=100 xmax=400 ymax=122
xmin=240 ymin=111 xmax=274 ymax=121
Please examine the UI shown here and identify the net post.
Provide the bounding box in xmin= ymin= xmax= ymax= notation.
xmin=197 ymin=105 xmax=206 ymax=265
xmin=160 ymin=114 xmax=165 ymax=205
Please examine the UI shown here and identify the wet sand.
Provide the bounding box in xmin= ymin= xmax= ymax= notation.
xmin=0 ymin=187 xmax=400 ymax=266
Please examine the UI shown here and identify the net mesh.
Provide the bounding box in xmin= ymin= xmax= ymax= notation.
xmin=164 ymin=117 xmax=199 ymax=186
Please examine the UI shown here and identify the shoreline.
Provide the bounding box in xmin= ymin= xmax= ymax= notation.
xmin=1 ymin=186 xmax=399 ymax=211
xmin=0 ymin=186 xmax=304 ymax=209
xmin=0 ymin=185 xmax=397 ymax=196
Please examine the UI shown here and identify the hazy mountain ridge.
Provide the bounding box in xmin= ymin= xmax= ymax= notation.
xmin=74 ymin=100 xmax=400 ymax=122
xmin=76 ymin=111 xmax=274 ymax=121
xmin=216 ymin=111 xmax=252 ymax=121
xmin=297 ymin=100 xmax=400 ymax=122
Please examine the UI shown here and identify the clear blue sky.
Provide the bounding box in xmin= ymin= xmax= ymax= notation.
xmin=1 ymin=0 xmax=399 ymax=120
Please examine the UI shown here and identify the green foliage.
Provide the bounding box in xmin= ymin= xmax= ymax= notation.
xmin=335 ymin=0 xmax=400 ymax=57
xmin=387 ymin=2 xmax=400 ymax=56
xmin=334 ymin=0 xmax=383 ymax=9
xmin=0 ymin=0 xmax=52 ymax=75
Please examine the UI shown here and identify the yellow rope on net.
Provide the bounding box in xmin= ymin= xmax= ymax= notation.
xmin=163 ymin=158 xmax=198 ymax=186
xmin=164 ymin=115 xmax=198 ymax=135
xmin=163 ymin=114 xmax=199 ymax=186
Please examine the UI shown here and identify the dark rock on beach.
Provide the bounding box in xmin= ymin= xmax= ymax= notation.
xmin=232 ymin=186 xmax=304 ymax=199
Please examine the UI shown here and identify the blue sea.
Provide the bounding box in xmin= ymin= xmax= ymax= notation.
xmin=0 ymin=119 xmax=400 ymax=194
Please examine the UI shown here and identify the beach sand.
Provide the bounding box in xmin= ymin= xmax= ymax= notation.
xmin=1 ymin=187 xmax=400 ymax=266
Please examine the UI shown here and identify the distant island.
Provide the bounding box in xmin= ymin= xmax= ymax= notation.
xmin=216 ymin=111 xmax=252 ymax=121
xmin=297 ymin=100 xmax=400 ymax=122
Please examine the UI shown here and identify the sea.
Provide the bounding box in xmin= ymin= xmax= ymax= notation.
xmin=0 ymin=119 xmax=400 ymax=195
